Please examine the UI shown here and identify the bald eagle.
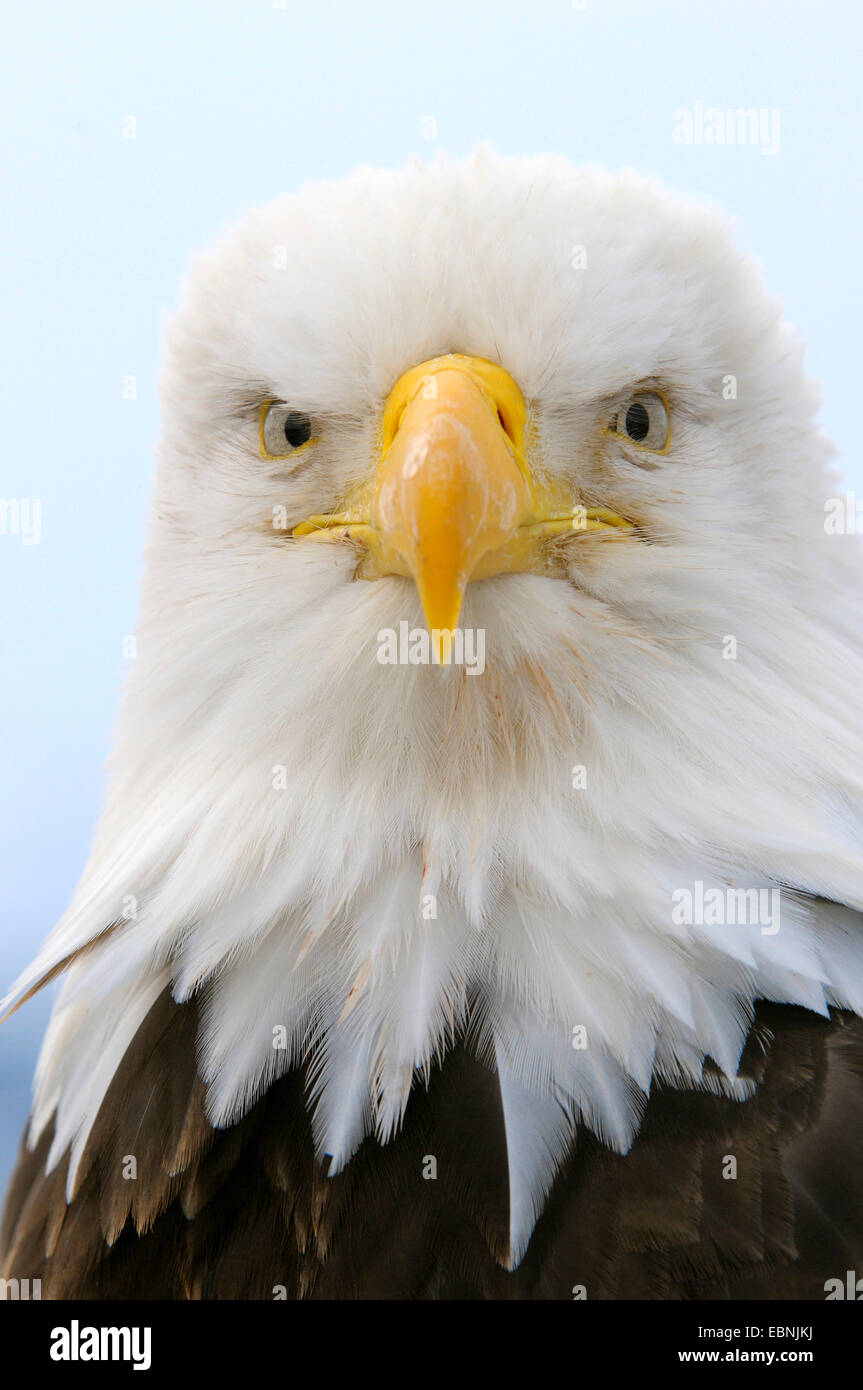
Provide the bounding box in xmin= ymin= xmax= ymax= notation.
xmin=3 ymin=150 xmax=863 ymax=1300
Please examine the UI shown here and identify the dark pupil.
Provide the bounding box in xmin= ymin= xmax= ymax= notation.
xmin=624 ymin=402 xmax=650 ymax=441
xmin=283 ymin=412 xmax=312 ymax=448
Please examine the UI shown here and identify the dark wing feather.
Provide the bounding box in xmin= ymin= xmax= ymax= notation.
xmin=3 ymin=995 xmax=863 ymax=1298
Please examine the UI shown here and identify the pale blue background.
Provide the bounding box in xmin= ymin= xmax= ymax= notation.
xmin=1 ymin=0 xmax=861 ymax=1195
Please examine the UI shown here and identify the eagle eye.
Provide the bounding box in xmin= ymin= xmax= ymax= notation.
xmin=610 ymin=391 xmax=669 ymax=454
xmin=260 ymin=402 xmax=315 ymax=459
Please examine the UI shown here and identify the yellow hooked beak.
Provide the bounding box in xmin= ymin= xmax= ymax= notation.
xmin=293 ymin=353 xmax=630 ymax=656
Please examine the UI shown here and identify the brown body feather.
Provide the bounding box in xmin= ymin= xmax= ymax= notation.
xmin=2 ymin=994 xmax=863 ymax=1299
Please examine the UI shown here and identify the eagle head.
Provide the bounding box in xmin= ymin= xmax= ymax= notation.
xmin=9 ymin=150 xmax=863 ymax=1267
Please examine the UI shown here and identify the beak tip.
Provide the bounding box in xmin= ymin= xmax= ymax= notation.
xmin=430 ymin=631 xmax=455 ymax=666
xmin=421 ymin=599 xmax=465 ymax=665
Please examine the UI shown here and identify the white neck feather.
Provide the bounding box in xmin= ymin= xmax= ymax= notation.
xmin=8 ymin=550 xmax=863 ymax=1265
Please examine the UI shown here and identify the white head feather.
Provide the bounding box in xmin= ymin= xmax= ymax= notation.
xmin=8 ymin=149 xmax=863 ymax=1266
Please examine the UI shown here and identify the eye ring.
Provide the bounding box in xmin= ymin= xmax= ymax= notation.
xmin=606 ymin=389 xmax=671 ymax=456
xmin=260 ymin=401 xmax=317 ymax=460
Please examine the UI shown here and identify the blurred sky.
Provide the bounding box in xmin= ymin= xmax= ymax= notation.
xmin=1 ymin=0 xmax=861 ymax=1194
